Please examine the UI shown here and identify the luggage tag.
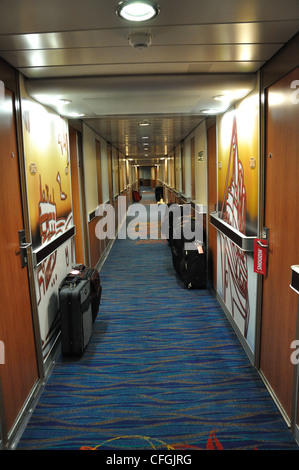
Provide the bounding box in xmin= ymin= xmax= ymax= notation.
xmin=196 ymin=243 xmax=204 ymax=254
xmin=254 ymin=238 xmax=268 ymax=275
xmin=70 ymin=269 xmax=81 ymax=275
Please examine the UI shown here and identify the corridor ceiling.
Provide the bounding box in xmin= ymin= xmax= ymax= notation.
xmin=0 ymin=0 xmax=298 ymax=165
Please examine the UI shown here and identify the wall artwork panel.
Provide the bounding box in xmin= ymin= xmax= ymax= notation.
xmin=216 ymin=93 xmax=259 ymax=353
xmin=20 ymin=77 xmax=74 ymax=361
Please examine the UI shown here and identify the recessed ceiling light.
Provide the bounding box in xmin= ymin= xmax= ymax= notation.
xmin=67 ymin=112 xmax=86 ymax=118
xmin=212 ymin=95 xmax=225 ymax=101
xmin=116 ymin=0 xmax=160 ymax=22
xmin=200 ymin=109 xmax=218 ymax=115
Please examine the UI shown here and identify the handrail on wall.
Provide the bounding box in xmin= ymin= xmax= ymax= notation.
xmin=32 ymin=226 xmax=76 ymax=267
xmin=210 ymin=211 xmax=256 ymax=252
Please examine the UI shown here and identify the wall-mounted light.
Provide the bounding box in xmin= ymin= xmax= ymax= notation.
xmin=138 ymin=120 xmax=150 ymax=126
xmin=200 ymin=109 xmax=218 ymax=115
xmin=67 ymin=112 xmax=86 ymax=118
xmin=212 ymin=95 xmax=225 ymax=101
xmin=116 ymin=0 xmax=160 ymax=22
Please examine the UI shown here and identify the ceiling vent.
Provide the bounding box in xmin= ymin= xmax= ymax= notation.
xmin=128 ymin=32 xmax=152 ymax=50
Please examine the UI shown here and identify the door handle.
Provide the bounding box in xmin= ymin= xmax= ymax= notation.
xmin=18 ymin=229 xmax=32 ymax=268
xmin=261 ymin=227 xmax=270 ymax=277
xmin=257 ymin=240 xmax=268 ymax=248
xmin=19 ymin=241 xmax=32 ymax=268
xmin=20 ymin=242 xmax=31 ymax=249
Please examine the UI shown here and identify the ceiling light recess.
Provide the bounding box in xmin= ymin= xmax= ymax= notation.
xmin=116 ymin=0 xmax=160 ymax=22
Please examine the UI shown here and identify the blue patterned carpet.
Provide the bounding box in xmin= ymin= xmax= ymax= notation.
xmin=17 ymin=189 xmax=298 ymax=451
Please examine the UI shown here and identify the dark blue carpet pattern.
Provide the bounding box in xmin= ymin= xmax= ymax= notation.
xmin=17 ymin=189 xmax=298 ymax=450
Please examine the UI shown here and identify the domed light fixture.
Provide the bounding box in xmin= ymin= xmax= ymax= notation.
xmin=138 ymin=119 xmax=150 ymax=126
xmin=200 ymin=109 xmax=218 ymax=115
xmin=129 ymin=32 xmax=152 ymax=49
xmin=116 ymin=0 xmax=160 ymax=22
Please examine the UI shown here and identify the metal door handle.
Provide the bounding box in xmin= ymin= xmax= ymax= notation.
xmin=18 ymin=229 xmax=32 ymax=268
xmin=257 ymin=240 xmax=268 ymax=248
xmin=20 ymin=242 xmax=31 ymax=249
xmin=19 ymin=242 xmax=32 ymax=268
xmin=20 ymin=243 xmax=32 ymax=250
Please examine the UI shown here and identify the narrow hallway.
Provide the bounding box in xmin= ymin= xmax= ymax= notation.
xmin=16 ymin=190 xmax=298 ymax=450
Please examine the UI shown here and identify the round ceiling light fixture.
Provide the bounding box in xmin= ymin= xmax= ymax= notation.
xmin=116 ymin=0 xmax=160 ymax=22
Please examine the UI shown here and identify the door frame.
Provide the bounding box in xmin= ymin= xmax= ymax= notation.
xmin=207 ymin=119 xmax=217 ymax=289
xmin=256 ymin=35 xmax=299 ymax=436
xmin=0 ymin=62 xmax=44 ymax=449
xmin=69 ymin=125 xmax=89 ymax=265
xmin=291 ymin=284 xmax=299 ymax=441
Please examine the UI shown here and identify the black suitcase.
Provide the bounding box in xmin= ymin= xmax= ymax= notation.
xmin=162 ymin=203 xmax=184 ymax=247
xmin=179 ymin=244 xmax=206 ymax=289
xmin=64 ymin=264 xmax=102 ymax=322
xmin=171 ymin=213 xmax=193 ymax=269
xmin=59 ymin=278 xmax=93 ymax=355
xmin=171 ymin=216 xmax=206 ymax=289
xmin=155 ymin=186 xmax=163 ymax=202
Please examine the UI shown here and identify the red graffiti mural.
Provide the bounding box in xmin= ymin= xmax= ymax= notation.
xmin=219 ymin=116 xmax=250 ymax=338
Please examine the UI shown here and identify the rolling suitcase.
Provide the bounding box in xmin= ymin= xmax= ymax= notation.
xmin=171 ymin=216 xmax=206 ymax=289
xmin=165 ymin=203 xmax=184 ymax=247
xmin=64 ymin=264 xmax=102 ymax=322
xmin=180 ymin=244 xmax=206 ymax=289
xmin=133 ymin=190 xmax=142 ymax=202
xmin=171 ymin=213 xmax=192 ymax=272
xmin=59 ymin=278 xmax=93 ymax=355
xmin=155 ymin=186 xmax=163 ymax=202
